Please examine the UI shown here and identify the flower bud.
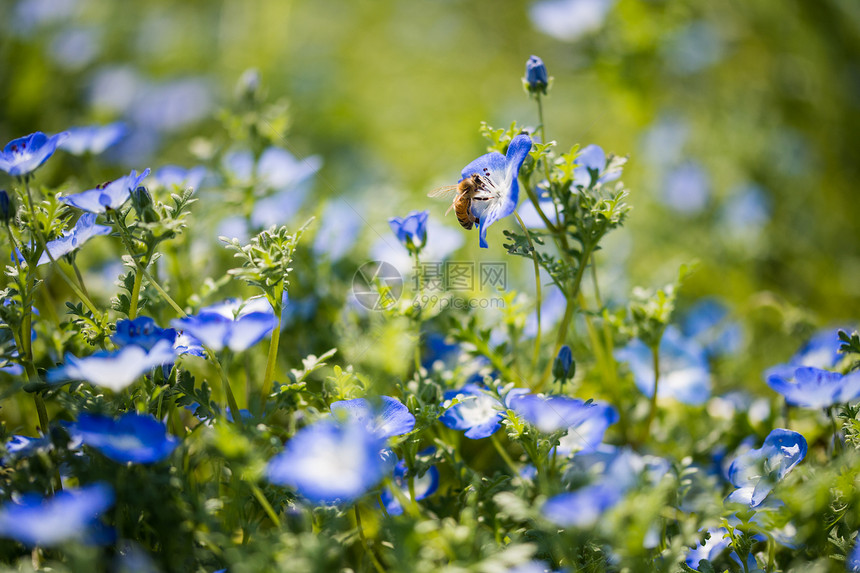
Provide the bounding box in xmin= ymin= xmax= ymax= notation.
xmin=524 ymin=55 xmax=549 ymax=96
xmin=0 ymin=190 xmax=13 ymax=223
xmin=552 ymin=344 xmax=574 ymax=382
xmin=131 ymin=186 xmax=158 ymax=223
xmin=236 ymin=68 xmax=262 ymax=102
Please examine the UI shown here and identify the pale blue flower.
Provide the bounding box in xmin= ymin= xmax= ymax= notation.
xmin=60 ymin=168 xmax=150 ymax=213
xmin=685 ymin=527 xmax=730 ymax=568
xmin=764 ymin=328 xmax=846 ymax=382
xmin=508 ymin=393 xmax=617 ymax=455
xmin=47 ymin=338 xmax=175 ymax=391
xmin=370 ymin=217 xmax=464 ymax=279
xmin=615 ymin=326 xmax=711 ymax=405
xmin=379 ymin=455 xmax=439 ymax=516
xmin=67 ymin=412 xmax=178 ymax=464
xmin=59 ymin=122 xmax=126 ymax=156
xmin=389 ymin=210 xmax=429 ymax=252
xmin=266 ymin=420 xmax=387 ymax=505
xmin=767 ymin=367 xmax=860 ymax=409
xmin=682 ymin=298 xmax=743 ymax=357
xmin=113 ymin=317 xmax=176 ymax=351
xmin=0 ymin=483 xmax=114 ymax=547
xmin=0 ymin=131 xmax=69 ymax=177
xmin=529 ymin=0 xmax=615 ymax=42
xmin=153 ymin=165 xmax=207 ymax=191
xmin=849 ymin=535 xmax=860 ymax=571
xmin=459 ymin=133 xmax=532 ymax=248
xmin=313 ymin=198 xmax=364 ymax=261
xmin=726 ymin=428 xmax=807 ymax=507
xmin=662 ymin=161 xmax=710 ymax=214
xmin=171 ymin=297 xmax=277 ymax=353
xmin=573 ymin=144 xmax=622 ymax=188
xmin=439 ymin=384 xmax=508 ymax=439
xmin=330 ymin=396 xmax=415 ymax=439
xmin=37 ymin=213 xmax=111 ymax=266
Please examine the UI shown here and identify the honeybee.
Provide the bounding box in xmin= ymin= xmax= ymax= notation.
xmin=428 ymin=174 xmax=486 ymax=230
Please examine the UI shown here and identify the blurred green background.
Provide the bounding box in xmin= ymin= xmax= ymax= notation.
xmin=1 ymin=0 xmax=859 ymax=379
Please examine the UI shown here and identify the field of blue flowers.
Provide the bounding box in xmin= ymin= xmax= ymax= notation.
xmin=1 ymin=1 xmax=859 ymax=572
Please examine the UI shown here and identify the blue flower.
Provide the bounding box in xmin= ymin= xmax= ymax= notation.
xmin=47 ymin=338 xmax=176 ymax=391
xmin=459 ymin=133 xmax=532 ymax=248
xmin=508 ymin=393 xmax=618 ymax=455
xmin=153 ymin=165 xmax=207 ymax=190
xmin=58 ymin=122 xmax=127 ymax=156
xmin=174 ymin=330 xmax=205 ymax=357
xmin=330 ymin=396 xmax=415 ymax=439
xmin=525 ymin=55 xmax=549 ymax=94
xmin=685 ymin=527 xmax=730 ymax=568
xmin=113 ymin=316 xmax=177 ymax=351
xmin=529 ymin=0 xmax=615 ymax=42
xmin=60 ymin=168 xmax=151 ymax=213
xmin=615 ymin=326 xmax=711 ymax=405
xmin=3 ymin=434 xmax=51 ymax=462
xmin=379 ymin=455 xmax=439 ymax=516
xmin=266 ymin=420 xmax=387 ymax=505
xmin=66 ymin=412 xmax=179 ymax=464
xmin=0 ymin=190 xmax=12 ymax=223
xmin=572 ymin=144 xmax=622 ymax=188
xmin=0 ymin=131 xmax=68 ymax=177
xmin=36 ymin=213 xmax=111 ymax=266
xmin=661 ymin=161 xmax=710 ymax=214
xmin=371 ymin=217 xmax=464 ymax=279
xmin=726 ymin=428 xmax=807 ymax=507
xmin=0 ymin=483 xmax=114 ymax=547
xmin=764 ymin=328 xmax=846 ymax=382
xmin=439 ymin=384 xmax=510 ymax=439
xmin=313 ymin=198 xmax=364 ymax=261
xmin=682 ymin=298 xmax=743 ymax=357
xmin=849 ymin=535 xmax=860 ymax=572
xmin=767 ymin=367 xmax=860 ymax=409
xmin=171 ymin=297 xmax=277 ymax=353
xmin=389 ymin=210 xmax=429 ymax=253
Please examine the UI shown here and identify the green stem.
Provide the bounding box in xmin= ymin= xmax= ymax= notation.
xmin=354 ymin=505 xmax=385 ymax=573
xmin=644 ymin=344 xmax=661 ymax=442
xmin=70 ymin=259 xmax=91 ymax=300
xmin=513 ymin=211 xmax=542 ymax=375
xmin=212 ymin=350 xmax=242 ymax=426
xmin=412 ymin=251 xmax=423 ymax=381
xmin=249 ymin=482 xmax=281 ymax=526
xmin=128 ymin=268 xmax=143 ymax=320
xmin=259 ymin=315 xmax=281 ymax=411
xmin=490 ymin=433 xmax=519 ymax=475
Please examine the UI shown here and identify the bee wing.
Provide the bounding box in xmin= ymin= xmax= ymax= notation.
xmin=427 ymin=184 xmax=459 ymax=199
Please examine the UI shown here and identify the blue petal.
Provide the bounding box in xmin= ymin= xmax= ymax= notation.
xmin=542 ymin=483 xmax=622 ymax=527
xmin=48 ymin=338 xmax=175 ymax=391
xmin=59 ymin=122 xmax=127 ymax=156
xmin=68 ymin=413 xmax=178 ymax=464
xmin=726 ymin=428 xmax=806 ymax=507
xmin=266 ymin=420 xmax=386 ymax=505
xmin=331 ymin=396 xmax=416 ymax=439
xmin=0 ymin=483 xmax=114 ymax=547
xmin=226 ymin=311 xmax=277 ymax=351
xmin=380 ymin=460 xmax=439 ymax=515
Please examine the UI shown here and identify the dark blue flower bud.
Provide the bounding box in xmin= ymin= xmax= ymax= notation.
xmin=553 ymin=344 xmax=574 ymax=381
xmin=525 ymin=55 xmax=549 ymax=95
xmin=0 ymin=190 xmax=12 ymax=223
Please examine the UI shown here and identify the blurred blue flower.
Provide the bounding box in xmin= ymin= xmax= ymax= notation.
xmin=525 ymin=55 xmax=549 ymax=94
xmin=726 ymin=428 xmax=807 ymax=507
xmin=661 ymin=161 xmax=710 ymax=214
xmin=0 ymin=190 xmax=11 ymax=223
xmin=113 ymin=317 xmax=177 ymax=351
xmin=641 ymin=116 xmax=689 ymax=168
xmin=720 ymin=183 xmax=771 ymax=236
xmin=517 ymin=195 xmax=558 ymax=228
xmin=371 ymin=217 xmax=464 ymax=279
xmin=47 ymin=339 xmax=175 ymax=391
xmin=171 ymin=297 xmax=277 ymax=353
xmin=222 ymin=146 xmax=321 ymax=191
xmin=130 ymin=78 xmax=213 ymax=133
xmin=529 ymin=0 xmax=615 ymax=42
xmin=36 ymin=213 xmax=111 ymax=266
xmin=849 ymin=536 xmax=860 ymax=572
xmin=573 ymin=144 xmax=622 ymax=188
xmin=379 ymin=456 xmax=439 ymax=516
xmin=3 ymin=434 xmax=50 ymax=462
xmin=615 ymin=326 xmax=711 ymax=405
xmin=313 ymin=198 xmax=364 ymax=261
xmin=59 ymin=122 xmax=127 ymax=156
xmin=60 ymin=168 xmax=150 ymax=213
xmin=0 ymin=131 xmax=69 ymax=177
xmin=543 ymin=482 xmax=622 ymax=527
xmin=153 ymin=165 xmax=207 ymax=191
xmin=330 ymin=396 xmax=415 ymax=439
xmin=524 ymin=285 xmax=567 ymax=338
xmin=439 ymin=384 xmax=510 ymax=439
xmin=509 ymin=393 xmax=618 ymax=455
xmin=682 ymin=298 xmax=743 ymax=357
xmin=662 ymin=21 xmax=724 ymax=75
xmin=174 ymin=330 xmax=205 ymax=357
xmin=389 ymin=210 xmax=429 ymax=253
xmin=0 ymin=483 xmax=114 ymax=547
xmin=767 ymin=367 xmax=860 ymax=409
xmin=460 ymin=133 xmax=532 ymax=248
xmin=764 ymin=328 xmax=846 ymax=382
xmin=67 ymin=412 xmax=178 ymax=464
xmin=685 ymin=527 xmax=730 ymax=568
xmin=422 ymin=333 xmax=460 ymax=370
xmin=543 ymin=448 xmax=668 ymax=527
xmin=49 ymin=26 xmax=101 ymax=71
xmin=266 ymin=420 xmax=387 ymax=505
